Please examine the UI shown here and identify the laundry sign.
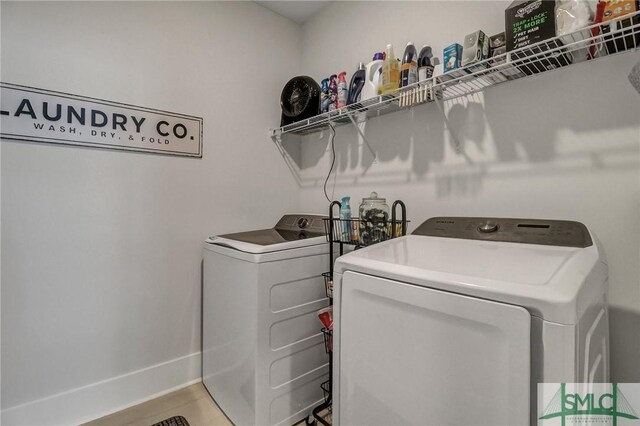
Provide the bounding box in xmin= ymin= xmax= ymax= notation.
xmin=0 ymin=82 xmax=203 ymax=157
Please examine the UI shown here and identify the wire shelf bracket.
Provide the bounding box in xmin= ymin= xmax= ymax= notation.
xmin=347 ymin=113 xmax=377 ymax=163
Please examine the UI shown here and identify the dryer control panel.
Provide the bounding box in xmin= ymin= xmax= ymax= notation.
xmin=413 ymin=217 xmax=593 ymax=248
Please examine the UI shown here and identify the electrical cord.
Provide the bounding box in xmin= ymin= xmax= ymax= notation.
xmin=323 ymin=123 xmax=336 ymax=203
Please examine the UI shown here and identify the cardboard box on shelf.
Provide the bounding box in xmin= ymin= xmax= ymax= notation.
xmin=490 ymin=32 xmax=507 ymax=58
xmin=506 ymin=0 xmax=558 ymax=51
xmin=505 ymin=0 xmax=572 ymax=75
xmin=462 ymin=30 xmax=490 ymax=68
xmin=601 ymin=0 xmax=640 ymax=53
xmin=443 ymin=43 xmax=463 ymax=73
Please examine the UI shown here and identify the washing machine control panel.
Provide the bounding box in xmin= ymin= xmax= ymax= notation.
xmin=276 ymin=214 xmax=327 ymax=235
xmin=413 ymin=217 xmax=593 ymax=248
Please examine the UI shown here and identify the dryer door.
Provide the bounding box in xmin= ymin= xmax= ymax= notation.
xmin=336 ymin=271 xmax=531 ymax=426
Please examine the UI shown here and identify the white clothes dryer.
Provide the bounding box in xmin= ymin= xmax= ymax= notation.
xmin=332 ymin=217 xmax=609 ymax=426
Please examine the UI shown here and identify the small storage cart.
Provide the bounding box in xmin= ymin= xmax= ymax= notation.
xmin=312 ymin=199 xmax=408 ymax=426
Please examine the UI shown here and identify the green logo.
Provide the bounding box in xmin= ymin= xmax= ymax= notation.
xmin=540 ymin=383 xmax=639 ymax=425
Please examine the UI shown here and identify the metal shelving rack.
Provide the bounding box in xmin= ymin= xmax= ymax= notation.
xmin=270 ymin=12 xmax=639 ymax=140
xmin=312 ymin=200 xmax=408 ymax=426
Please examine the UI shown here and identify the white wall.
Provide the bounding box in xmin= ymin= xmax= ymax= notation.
xmin=2 ymin=2 xmax=639 ymax=424
xmin=295 ymin=1 xmax=640 ymax=380
xmin=0 ymin=2 xmax=300 ymax=424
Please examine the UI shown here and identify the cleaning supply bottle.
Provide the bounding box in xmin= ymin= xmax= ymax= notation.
xmin=361 ymin=53 xmax=384 ymax=101
xmin=400 ymin=42 xmax=418 ymax=87
xmin=380 ymin=44 xmax=400 ymax=95
xmin=340 ymin=196 xmax=352 ymax=242
xmin=347 ymin=63 xmax=366 ymax=105
xmin=337 ymin=72 xmax=348 ymax=108
xmin=418 ymin=46 xmax=435 ymax=81
xmin=328 ymin=74 xmax=338 ymax=111
xmin=320 ymin=78 xmax=330 ymax=113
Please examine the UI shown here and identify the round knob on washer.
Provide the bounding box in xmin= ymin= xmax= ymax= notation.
xmin=478 ymin=221 xmax=499 ymax=233
xmin=297 ymin=217 xmax=309 ymax=229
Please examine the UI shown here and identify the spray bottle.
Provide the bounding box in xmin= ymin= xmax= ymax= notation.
xmin=337 ymin=72 xmax=348 ymax=108
xmin=320 ymin=78 xmax=330 ymax=113
xmin=340 ymin=196 xmax=352 ymax=242
xmin=328 ymin=75 xmax=338 ymax=111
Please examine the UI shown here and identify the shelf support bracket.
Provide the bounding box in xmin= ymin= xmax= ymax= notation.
xmin=433 ymin=96 xmax=462 ymax=154
xmin=270 ymin=131 xmax=303 ymax=185
xmin=347 ymin=114 xmax=377 ymax=163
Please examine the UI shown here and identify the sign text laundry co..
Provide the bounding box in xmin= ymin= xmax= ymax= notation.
xmin=0 ymin=83 xmax=203 ymax=157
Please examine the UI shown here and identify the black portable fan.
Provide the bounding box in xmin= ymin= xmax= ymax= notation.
xmin=280 ymin=76 xmax=321 ymax=126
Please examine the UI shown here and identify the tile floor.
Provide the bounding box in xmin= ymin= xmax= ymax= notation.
xmin=83 ymin=383 xmax=231 ymax=426
xmin=84 ymin=382 xmax=322 ymax=426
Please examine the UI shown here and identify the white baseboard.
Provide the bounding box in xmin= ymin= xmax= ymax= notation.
xmin=1 ymin=351 xmax=202 ymax=426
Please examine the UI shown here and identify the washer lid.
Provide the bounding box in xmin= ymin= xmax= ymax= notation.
xmin=206 ymin=214 xmax=327 ymax=254
xmin=215 ymin=228 xmax=322 ymax=246
xmin=335 ymin=225 xmax=606 ymax=324
xmin=206 ymin=232 xmax=326 ymax=254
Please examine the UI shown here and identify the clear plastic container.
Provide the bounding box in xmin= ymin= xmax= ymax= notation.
xmin=380 ymin=44 xmax=400 ymax=94
xmin=359 ymin=192 xmax=390 ymax=245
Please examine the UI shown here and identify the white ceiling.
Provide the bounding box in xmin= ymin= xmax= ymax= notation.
xmin=256 ymin=1 xmax=332 ymax=24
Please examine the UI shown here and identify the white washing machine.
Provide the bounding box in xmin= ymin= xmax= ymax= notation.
xmin=203 ymin=214 xmax=330 ymax=426
xmin=332 ymin=217 xmax=609 ymax=426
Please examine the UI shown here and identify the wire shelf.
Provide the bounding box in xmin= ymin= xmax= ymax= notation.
xmin=270 ymin=11 xmax=640 ymax=138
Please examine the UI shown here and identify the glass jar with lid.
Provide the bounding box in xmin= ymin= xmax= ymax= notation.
xmin=358 ymin=192 xmax=390 ymax=246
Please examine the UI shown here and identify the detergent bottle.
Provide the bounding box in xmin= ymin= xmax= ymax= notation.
xmin=347 ymin=63 xmax=366 ymax=105
xmin=418 ymin=45 xmax=435 ymax=81
xmin=361 ymin=53 xmax=384 ymax=101
xmin=400 ymin=42 xmax=418 ymax=87
xmin=380 ymin=44 xmax=400 ymax=95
